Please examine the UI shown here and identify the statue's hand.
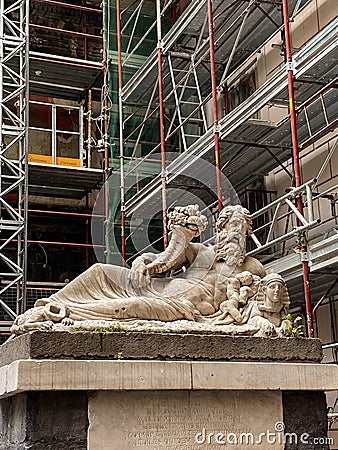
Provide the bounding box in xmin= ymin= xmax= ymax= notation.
xmin=129 ymin=266 xmax=150 ymax=289
xmin=61 ymin=317 xmax=74 ymax=326
xmin=131 ymin=253 xmax=156 ymax=271
xmin=130 ymin=253 xmax=156 ymax=288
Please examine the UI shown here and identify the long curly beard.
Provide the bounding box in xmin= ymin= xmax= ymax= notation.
xmin=215 ymin=229 xmax=246 ymax=266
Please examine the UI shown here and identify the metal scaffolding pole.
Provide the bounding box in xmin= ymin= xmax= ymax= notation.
xmin=282 ymin=0 xmax=313 ymax=337
xmin=156 ymin=0 xmax=168 ymax=248
xmin=207 ymin=0 xmax=223 ymax=212
xmin=102 ymin=3 xmax=110 ymax=264
xmin=116 ymin=0 xmax=126 ymax=264
xmin=0 ymin=0 xmax=29 ymax=322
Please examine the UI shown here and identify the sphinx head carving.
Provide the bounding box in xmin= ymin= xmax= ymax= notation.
xmin=256 ymin=273 xmax=290 ymax=315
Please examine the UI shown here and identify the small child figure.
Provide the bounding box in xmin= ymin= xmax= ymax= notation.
xmin=236 ymin=271 xmax=261 ymax=306
xmin=214 ymin=271 xmax=261 ymax=323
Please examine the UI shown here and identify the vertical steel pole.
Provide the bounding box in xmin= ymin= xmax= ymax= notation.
xmin=156 ymin=0 xmax=168 ymax=248
xmin=282 ymin=0 xmax=313 ymax=337
xmin=83 ymin=0 xmax=87 ymax=59
xmin=207 ymin=0 xmax=223 ymax=213
xmin=19 ymin=0 xmax=29 ymax=314
xmin=52 ymin=105 xmax=57 ymax=164
xmin=85 ymin=194 xmax=89 ymax=268
xmin=79 ymin=105 xmax=84 ymax=166
xmin=102 ymin=3 xmax=110 ymax=264
xmin=116 ymin=0 xmax=126 ymax=263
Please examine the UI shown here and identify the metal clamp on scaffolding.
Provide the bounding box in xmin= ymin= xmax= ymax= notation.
xmin=285 ymin=60 xmax=296 ymax=73
xmin=161 ymin=169 xmax=168 ymax=180
xmin=300 ymin=251 xmax=310 ymax=263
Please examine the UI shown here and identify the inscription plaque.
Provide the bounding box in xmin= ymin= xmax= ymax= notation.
xmin=88 ymin=390 xmax=283 ymax=449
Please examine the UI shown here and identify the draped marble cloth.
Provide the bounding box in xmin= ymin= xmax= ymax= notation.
xmin=34 ymin=263 xmax=216 ymax=322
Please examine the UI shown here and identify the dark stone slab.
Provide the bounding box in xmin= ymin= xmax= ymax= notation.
xmin=0 ymin=331 xmax=323 ymax=367
xmin=0 ymin=392 xmax=88 ymax=450
xmin=283 ymin=391 xmax=329 ymax=449
xmin=0 ymin=393 xmax=26 ymax=450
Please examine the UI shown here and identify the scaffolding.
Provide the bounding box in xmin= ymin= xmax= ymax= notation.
xmin=0 ymin=0 xmax=105 ymax=334
xmin=0 ymin=0 xmax=29 ymax=322
xmin=109 ymin=0 xmax=338 ymax=338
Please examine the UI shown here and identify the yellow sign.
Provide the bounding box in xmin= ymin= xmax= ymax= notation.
xmin=28 ymin=154 xmax=80 ymax=167
xmin=28 ymin=154 xmax=52 ymax=164
xmin=56 ymin=157 xmax=80 ymax=167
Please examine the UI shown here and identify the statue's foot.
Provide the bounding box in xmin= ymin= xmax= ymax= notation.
xmin=33 ymin=320 xmax=54 ymax=331
xmin=11 ymin=320 xmax=55 ymax=334
xmin=233 ymin=313 xmax=243 ymax=323
xmin=211 ymin=312 xmax=234 ymax=325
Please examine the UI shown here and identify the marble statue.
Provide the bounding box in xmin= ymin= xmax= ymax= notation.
xmin=11 ymin=204 xmax=292 ymax=337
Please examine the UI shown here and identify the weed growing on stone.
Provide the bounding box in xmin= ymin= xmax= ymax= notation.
xmin=72 ymin=323 xmax=129 ymax=333
xmin=282 ymin=314 xmax=304 ymax=337
xmin=93 ymin=323 xmax=129 ymax=333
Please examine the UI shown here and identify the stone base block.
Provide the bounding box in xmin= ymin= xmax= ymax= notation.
xmin=0 ymin=333 xmax=336 ymax=449
xmin=0 ymin=331 xmax=324 ymax=367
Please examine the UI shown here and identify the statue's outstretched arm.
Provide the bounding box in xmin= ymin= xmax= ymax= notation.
xmin=128 ymin=228 xmax=191 ymax=288
xmin=131 ymin=205 xmax=208 ymax=279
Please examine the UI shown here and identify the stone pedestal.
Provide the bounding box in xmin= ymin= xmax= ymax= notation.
xmin=0 ymin=332 xmax=337 ymax=449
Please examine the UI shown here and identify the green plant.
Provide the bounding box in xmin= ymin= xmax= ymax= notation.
xmin=282 ymin=314 xmax=304 ymax=337
xmin=93 ymin=323 xmax=128 ymax=333
xmin=71 ymin=322 xmax=129 ymax=333
xmin=72 ymin=326 xmax=86 ymax=332
xmin=117 ymin=352 xmax=123 ymax=360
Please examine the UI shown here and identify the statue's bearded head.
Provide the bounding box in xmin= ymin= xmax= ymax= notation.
xmin=215 ymin=205 xmax=252 ymax=266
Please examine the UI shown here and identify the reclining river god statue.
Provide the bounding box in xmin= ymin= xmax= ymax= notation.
xmin=11 ymin=204 xmax=291 ymax=336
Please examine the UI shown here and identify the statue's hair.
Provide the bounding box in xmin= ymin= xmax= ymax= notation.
xmin=167 ymin=204 xmax=208 ymax=234
xmin=255 ymin=273 xmax=290 ymax=309
xmin=216 ymin=205 xmax=253 ymax=235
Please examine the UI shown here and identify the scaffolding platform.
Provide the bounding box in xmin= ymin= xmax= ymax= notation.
xmin=29 ymin=52 xmax=103 ymax=101
xmin=28 ymin=163 xmax=103 ymax=198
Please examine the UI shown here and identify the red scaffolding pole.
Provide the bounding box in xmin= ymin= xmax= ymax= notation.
xmin=207 ymin=0 xmax=223 ymax=213
xmin=282 ymin=0 xmax=313 ymax=337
